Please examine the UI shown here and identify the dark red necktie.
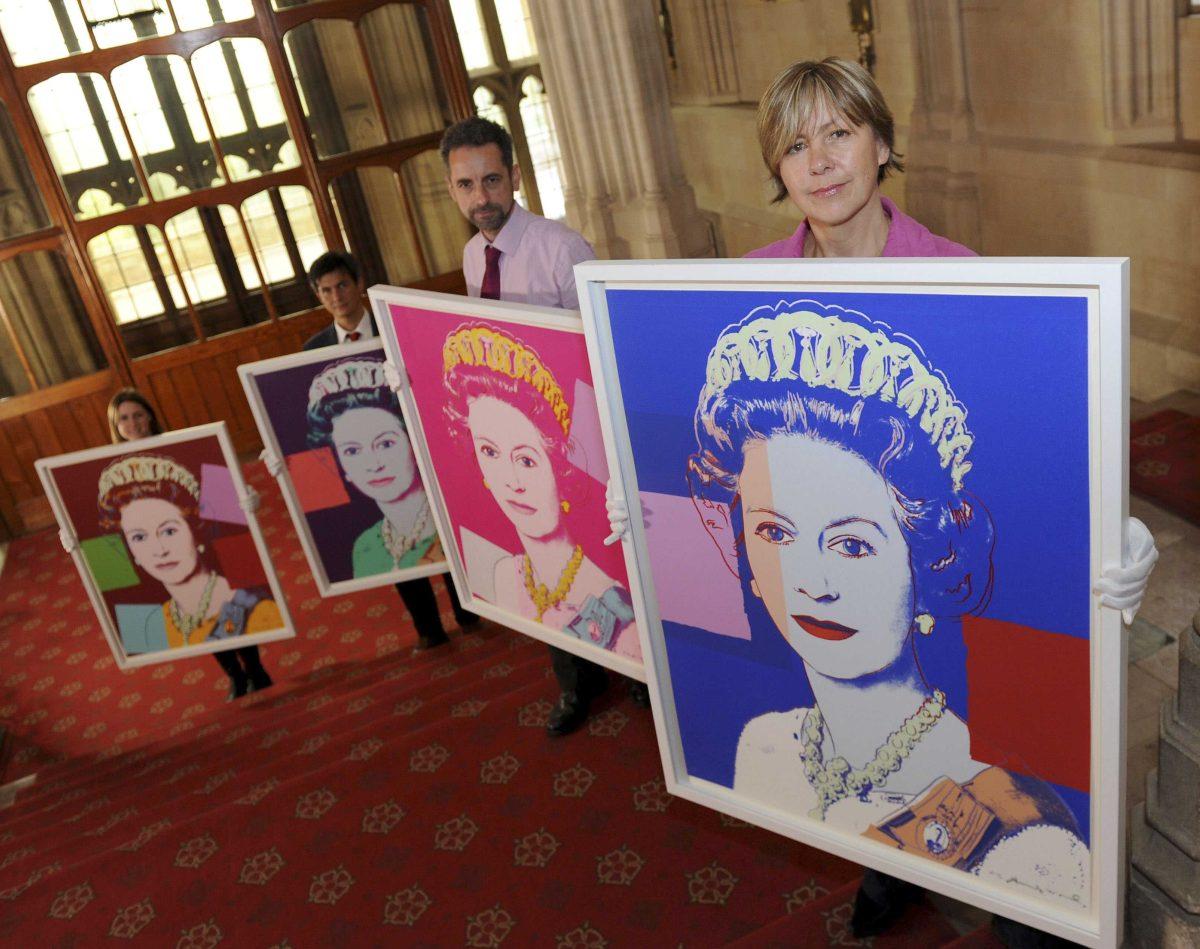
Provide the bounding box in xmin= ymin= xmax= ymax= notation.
xmin=346 ymin=331 xmax=361 ymax=342
xmin=481 ymin=245 xmax=501 ymax=301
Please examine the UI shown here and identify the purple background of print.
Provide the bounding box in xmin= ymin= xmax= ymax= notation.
xmin=251 ymin=346 xmax=425 ymax=585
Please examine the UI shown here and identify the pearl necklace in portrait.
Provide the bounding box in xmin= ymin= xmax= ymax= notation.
xmin=381 ymin=505 xmax=432 ymax=567
xmin=802 ymin=688 xmax=947 ymax=819
xmin=523 ymin=544 xmax=583 ymax=622
xmin=169 ymin=572 xmax=218 ymax=642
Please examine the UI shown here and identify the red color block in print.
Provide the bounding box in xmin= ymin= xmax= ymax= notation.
xmin=962 ymin=616 xmax=1090 ymax=792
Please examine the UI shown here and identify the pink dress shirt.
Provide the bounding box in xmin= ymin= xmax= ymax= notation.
xmin=463 ymin=203 xmax=596 ymax=310
xmin=745 ymin=196 xmax=976 ymax=258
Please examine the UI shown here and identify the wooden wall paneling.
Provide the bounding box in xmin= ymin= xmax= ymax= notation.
xmin=0 ymin=426 xmax=23 ymax=538
xmin=168 ymin=363 xmax=206 ymax=428
xmin=25 ymin=409 xmax=64 ymax=458
xmin=190 ymin=356 xmax=238 ymax=430
xmin=139 ymin=371 xmax=182 ymax=435
xmin=222 ymin=345 xmax=259 ymax=427
xmin=6 ymin=416 xmax=55 ymax=531
xmin=0 ymin=424 xmax=27 ymax=507
xmin=47 ymin=400 xmax=89 ymax=454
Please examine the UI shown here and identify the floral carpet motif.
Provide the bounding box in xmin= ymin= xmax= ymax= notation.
xmin=0 ymin=461 xmax=972 ymax=946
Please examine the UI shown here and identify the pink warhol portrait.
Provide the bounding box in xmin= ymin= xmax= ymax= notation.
xmin=388 ymin=305 xmax=641 ymax=662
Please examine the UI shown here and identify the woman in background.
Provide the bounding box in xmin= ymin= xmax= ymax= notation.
xmin=106 ymin=388 xmax=274 ymax=699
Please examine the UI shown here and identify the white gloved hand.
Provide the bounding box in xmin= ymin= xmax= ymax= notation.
xmin=59 ymin=527 xmax=79 ymax=554
xmin=259 ymin=448 xmax=284 ymax=479
xmin=1093 ymin=516 xmax=1158 ymax=625
xmin=604 ymin=479 xmax=629 ymax=546
xmin=383 ymin=359 xmax=406 ymax=394
xmin=238 ymin=486 xmax=261 ymax=515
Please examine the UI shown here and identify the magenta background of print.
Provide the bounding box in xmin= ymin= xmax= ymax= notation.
xmin=387 ymin=303 xmax=627 ymax=586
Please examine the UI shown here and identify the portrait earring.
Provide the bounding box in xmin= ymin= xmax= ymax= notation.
xmin=560 ymin=499 xmax=570 ymax=514
xmin=482 ymin=478 xmax=489 ymax=489
xmin=915 ymin=613 xmax=935 ymax=636
xmin=197 ymin=543 xmax=206 ymax=554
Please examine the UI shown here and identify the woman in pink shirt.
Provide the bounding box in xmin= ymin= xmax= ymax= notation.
xmin=747 ymin=57 xmax=973 ymax=261
xmin=743 ymin=58 xmax=1157 ymax=944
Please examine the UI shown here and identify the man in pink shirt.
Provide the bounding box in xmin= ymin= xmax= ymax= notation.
xmin=441 ymin=117 xmax=612 ymax=737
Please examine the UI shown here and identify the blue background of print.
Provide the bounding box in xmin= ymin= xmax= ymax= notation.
xmin=603 ymin=288 xmax=1092 ymax=838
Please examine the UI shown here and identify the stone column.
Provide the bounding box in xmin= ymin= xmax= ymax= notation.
xmin=1129 ymin=605 xmax=1200 ymax=947
xmin=527 ymin=0 xmax=713 ymax=260
xmin=903 ymin=0 xmax=982 ymax=252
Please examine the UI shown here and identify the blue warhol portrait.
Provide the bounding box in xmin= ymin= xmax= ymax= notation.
xmin=604 ymin=288 xmax=1094 ymax=907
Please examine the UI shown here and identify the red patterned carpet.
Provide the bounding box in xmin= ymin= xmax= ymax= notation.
xmin=1131 ymin=409 xmax=1200 ymax=525
xmin=0 ymin=462 xmax=983 ymax=946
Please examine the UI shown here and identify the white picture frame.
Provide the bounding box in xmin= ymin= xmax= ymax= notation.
xmin=238 ymin=338 xmax=450 ymax=597
xmin=35 ymin=422 xmax=296 ymax=670
xmin=369 ymin=284 xmax=646 ymax=682
xmin=575 ymin=257 xmax=1129 ymax=949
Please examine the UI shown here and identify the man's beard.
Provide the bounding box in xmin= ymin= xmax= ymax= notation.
xmin=472 ymin=202 xmax=510 ymax=233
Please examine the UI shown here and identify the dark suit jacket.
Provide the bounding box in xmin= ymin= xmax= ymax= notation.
xmin=302 ymin=312 xmax=379 ymax=351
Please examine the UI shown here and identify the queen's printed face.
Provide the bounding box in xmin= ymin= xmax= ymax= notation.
xmin=467 ymin=395 xmax=561 ymax=540
xmin=739 ymin=434 xmax=914 ymax=680
xmin=332 ymin=406 xmax=418 ymax=504
xmin=120 ymin=497 xmax=200 ymax=586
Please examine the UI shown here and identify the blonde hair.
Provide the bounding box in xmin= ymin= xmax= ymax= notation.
xmin=757 ymin=57 xmax=903 ymax=204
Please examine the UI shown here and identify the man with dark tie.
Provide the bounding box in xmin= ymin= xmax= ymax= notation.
xmin=301 ymin=250 xmax=475 ymax=650
xmin=440 ymin=117 xmax=623 ymax=737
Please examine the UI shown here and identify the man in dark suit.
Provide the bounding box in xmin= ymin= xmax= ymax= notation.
xmin=302 ymin=250 xmax=475 ymax=649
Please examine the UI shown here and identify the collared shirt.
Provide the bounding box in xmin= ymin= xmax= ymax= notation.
xmin=463 ymin=202 xmax=596 ymax=310
xmin=745 ymin=196 xmax=977 ymax=259
xmin=335 ymin=310 xmax=375 ymax=344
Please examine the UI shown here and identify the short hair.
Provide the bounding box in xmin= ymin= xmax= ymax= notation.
xmin=107 ymin=388 xmax=163 ymax=444
xmin=439 ymin=116 xmax=514 ymax=170
xmin=757 ymin=57 xmax=904 ymax=204
xmin=688 ymin=301 xmax=993 ymax=621
xmin=307 ymin=251 xmax=361 ymax=289
xmin=307 ymin=386 xmax=404 ymax=451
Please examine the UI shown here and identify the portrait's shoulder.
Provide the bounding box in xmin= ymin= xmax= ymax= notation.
xmin=246 ymin=597 xmax=283 ymax=633
xmin=974 ymin=823 xmax=1089 ymax=904
xmin=353 ymin=521 xmax=383 ymax=552
xmin=737 ymin=706 xmax=812 ymax=751
xmin=734 ymin=706 xmax=813 ymax=799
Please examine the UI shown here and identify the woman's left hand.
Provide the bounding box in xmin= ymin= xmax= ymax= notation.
xmin=1093 ymin=516 xmax=1158 ymax=624
xmin=238 ymin=486 xmax=262 ymax=515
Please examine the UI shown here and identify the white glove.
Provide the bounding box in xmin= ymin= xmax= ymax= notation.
xmin=259 ymin=448 xmax=284 ymax=479
xmin=1094 ymin=516 xmax=1158 ymax=625
xmin=59 ymin=527 xmax=79 ymax=553
xmin=383 ymin=359 xmax=406 ymax=394
xmin=238 ymin=487 xmax=261 ymax=515
xmin=603 ymin=479 xmax=629 ymax=546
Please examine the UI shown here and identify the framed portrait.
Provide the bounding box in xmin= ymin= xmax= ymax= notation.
xmin=35 ymin=422 xmax=295 ymax=669
xmin=238 ymin=339 xmax=449 ymax=597
xmin=577 ymin=258 xmax=1129 ymax=948
xmin=369 ymin=285 xmax=645 ymax=681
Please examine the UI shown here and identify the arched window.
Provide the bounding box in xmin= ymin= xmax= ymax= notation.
xmin=449 ymin=0 xmax=566 ymax=219
xmin=0 ymin=0 xmax=474 ymax=361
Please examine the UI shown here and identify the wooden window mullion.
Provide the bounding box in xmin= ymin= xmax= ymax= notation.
xmin=250 ymin=0 xmax=345 ymax=252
